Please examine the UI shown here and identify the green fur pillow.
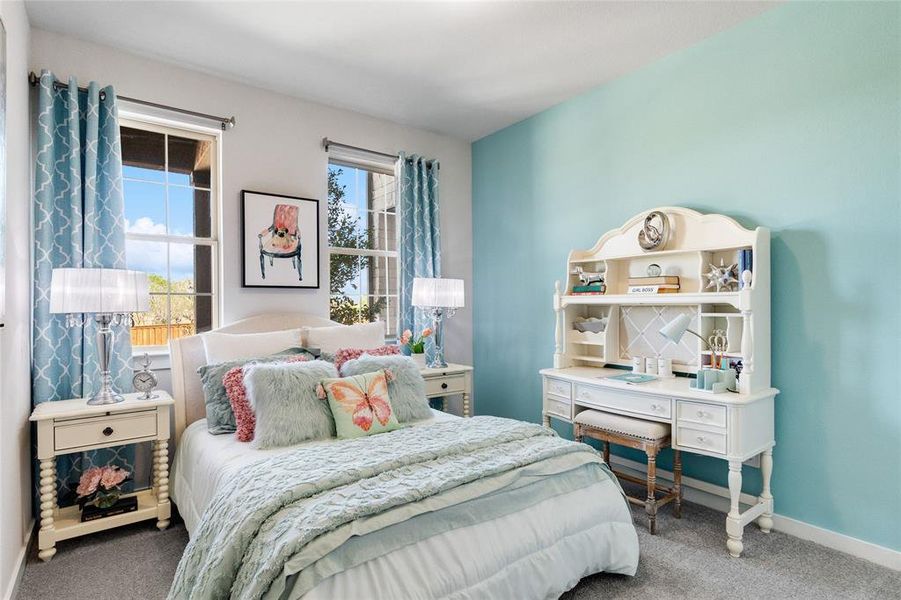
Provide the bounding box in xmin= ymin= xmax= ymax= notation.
xmin=340 ymin=355 xmax=432 ymax=422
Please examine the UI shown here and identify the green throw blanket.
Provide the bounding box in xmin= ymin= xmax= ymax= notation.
xmin=169 ymin=416 xmax=613 ymax=600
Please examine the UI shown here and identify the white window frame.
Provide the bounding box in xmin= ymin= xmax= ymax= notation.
xmin=120 ymin=115 xmax=223 ymax=357
xmin=327 ymin=159 xmax=399 ymax=339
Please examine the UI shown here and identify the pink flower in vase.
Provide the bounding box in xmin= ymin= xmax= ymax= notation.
xmin=400 ymin=329 xmax=412 ymax=345
xmin=76 ymin=467 xmax=103 ymax=497
xmin=100 ymin=466 xmax=129 ymax=490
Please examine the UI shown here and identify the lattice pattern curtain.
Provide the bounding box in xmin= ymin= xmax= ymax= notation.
xmin=32 ymin=71 xmax=133 ymax=503
xmin=396 ymin=153 xmax=440 ymax=363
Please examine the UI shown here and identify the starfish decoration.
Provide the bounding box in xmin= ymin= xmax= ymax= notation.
xmin=704 ymin=259 xmax=738 ymax=292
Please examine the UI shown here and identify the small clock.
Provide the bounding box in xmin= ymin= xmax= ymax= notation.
xmin=133 ymin=353 xmax=158 ymax=400
xmin=647 ymin=263 xmax=662 ymax=277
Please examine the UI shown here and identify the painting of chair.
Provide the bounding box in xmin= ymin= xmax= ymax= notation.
xmin=258 ymin=203 xmax=303 ymax=280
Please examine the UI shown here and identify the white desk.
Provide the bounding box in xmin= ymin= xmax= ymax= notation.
xmin=541 ymin=366 xmax=778 ymax=558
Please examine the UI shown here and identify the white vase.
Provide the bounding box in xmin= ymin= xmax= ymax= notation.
xmin=411 ymin=353 xmax=427 ymax=367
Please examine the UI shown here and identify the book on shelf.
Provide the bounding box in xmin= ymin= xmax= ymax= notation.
xmin=572 ymin=284 xmax=605 ymax=293
xmin=80 ymin=495 xmax=138 ymax=522
xmin=737 ymin=249 xmax=753 ymax=288
xmin=627 ymin=275 xmax=680 ymax=285
xmin=627 ymin=284 xmax=680 ymax=295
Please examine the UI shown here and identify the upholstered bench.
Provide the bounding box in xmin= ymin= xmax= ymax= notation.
xmin=574 ymin=410 xmax=682 ymax=534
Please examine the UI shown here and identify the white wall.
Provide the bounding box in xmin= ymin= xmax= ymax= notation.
xmin=30 ymin=28 xmax=474 ymax=386
xmin=0 ymin=3 xmax=32 ymax=598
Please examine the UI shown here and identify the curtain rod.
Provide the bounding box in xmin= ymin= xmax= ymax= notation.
xmin=28 ymin=71 xmax=236 ymax=131
xmin=322 ymin=137 xmax=439 ymax=168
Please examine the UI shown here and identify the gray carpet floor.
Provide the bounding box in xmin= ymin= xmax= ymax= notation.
xmin=18 ymin=494 xmax=900 ymax=600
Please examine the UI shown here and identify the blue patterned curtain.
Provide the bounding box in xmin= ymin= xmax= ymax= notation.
xmin=396 ymin=153 xmax=440 ymax=363
xmin=33 ymin=71 xmax=133 ymax=504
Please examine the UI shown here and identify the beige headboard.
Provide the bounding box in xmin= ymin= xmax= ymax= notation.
xmin=169 ymin=312 xmax=338 ymax=442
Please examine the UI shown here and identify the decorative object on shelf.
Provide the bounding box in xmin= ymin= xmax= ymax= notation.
xmin=573 ymin=317 xmax=607 ymax=333
xmin=637 ymin=210 xmax=670 ymax=251
xmin=411 ymin=277 xmax=464 ymax=368
xmin=76 ymin=465 xmax=131 ymax=514
xmin=241 ymin=191 xmax=320 ymax=289
xmin=657 ymin=357 xmax=674 ymax=378
xmin=572 ymin=265 xmax=605 ymax=286
xmin=690 ymin=366 xmax=737 ymax=394
xmin=738 ymin=249 xmax=753 ymax=288
xmin=627 ymin=283 xmax=679 ymax=294
xmin=647 ymin=263 xmax=662 ymax=277
xmin=631 ymin=356 xmax=645 ymax=373
xmin=133 ymin=353 xmax=159 ymax=400
xmin=708 ymin=329 xmax=729 ymax=368
xmin=704 ymin=258 xmax=738 ymax=292
xmin=400 ymin=327 xmax=432 ymax=366
xmin=50 ymin=268 xmax=150 ymax=405
xmin=645 ymin=357 xmax=658 ymax=375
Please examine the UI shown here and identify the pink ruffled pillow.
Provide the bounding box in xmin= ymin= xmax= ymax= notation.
xmin=224 ymin=355 xmax=309 ymax=442
xmin=333 ymin=345 xmax=401 ymax=371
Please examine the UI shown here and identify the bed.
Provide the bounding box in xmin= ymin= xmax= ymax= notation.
xmin=168 ymin=313 xmax=639 ymax=599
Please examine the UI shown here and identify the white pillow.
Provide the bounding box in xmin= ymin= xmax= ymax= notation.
xmin=202 ymin=328 xmax=303 ymax=364
xmin=304 ymin=322 xmax=386 ymax=356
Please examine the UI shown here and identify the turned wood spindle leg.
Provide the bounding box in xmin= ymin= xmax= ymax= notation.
xmin=38 ymin=458 xmax=57 ymax=561
xmin=757 ymin=448 xmax=774 ymax=533
xmin=441 ymin=398 xmax=448 ymax=413
xmin=602 ymin=441 xmax=610 ymax=465
xmin=462 ymin=392 xmax=470 ymax=418
xmin=673 ymin=449 xmax=683 ymax=519
xmin=154 ymin=440 xmax=170 ymax=530
xmin=726 ymin=460 xmax=744 ymax=557
xmin=646 ymin=447 xmax=658 ymax=535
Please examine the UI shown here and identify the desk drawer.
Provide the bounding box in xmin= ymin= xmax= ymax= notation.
xmin=677 ymin=425 xmax=727 ymax=456
xmin=545 ymin=397 xmax=571 ymax=420
xmin=574 ymin=384 xmax=671 ymax=419
xmin=676 ymin=400 xmax=727 ymax=429
xmin=425 ymin=375 xmax=466 ymax=396
xmin=55 ymin=411 xmax=158 ymax=452
xmin=546 ymin=378 xmax=572 ymax=400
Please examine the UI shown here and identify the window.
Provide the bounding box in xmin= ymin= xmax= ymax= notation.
xmin=328 ymin=162 xmax=398 ymax=338
xmin=121 ymin=119 xmax=219 ymax=349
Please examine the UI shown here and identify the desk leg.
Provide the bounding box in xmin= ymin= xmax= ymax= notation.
xmin=154 ymin=440 xmax=171 ymax=530
xmin=542 ymin=413 xmax=551 ymax=427
xmin=38 ymin=458 xmax=57 ymax=562
xmin=462 ymin=392 xmax=470 ymax=418
xmin=726 ymin=460 xmax=744 ymax=558
xmin=757 ymin=448 xmax=774 ymax=533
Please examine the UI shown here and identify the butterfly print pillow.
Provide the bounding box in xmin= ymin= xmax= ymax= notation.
xmin=318 ymin=369 xmax=402 ymax=439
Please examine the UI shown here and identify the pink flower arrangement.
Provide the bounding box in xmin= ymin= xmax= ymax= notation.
xmin=76 ymin=465 xmax=130 ymax=506
xmin=400 ymin=327 xmax=432 ymax=354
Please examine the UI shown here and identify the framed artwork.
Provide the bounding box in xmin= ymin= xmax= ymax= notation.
xmin=241 ymin=190 xmax=320 ymax=288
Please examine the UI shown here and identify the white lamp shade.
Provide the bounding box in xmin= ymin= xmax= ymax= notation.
xmin=411 ymin=278 xmax=465 ymax=309
xmin=659 ymin=313 xmax=692 ymax=343
xmin=49 ymin=268 xmax=150 ymax=314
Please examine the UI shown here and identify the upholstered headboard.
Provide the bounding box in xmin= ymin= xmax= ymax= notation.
xmin=169 ymin=312 xmax=338 ymax=442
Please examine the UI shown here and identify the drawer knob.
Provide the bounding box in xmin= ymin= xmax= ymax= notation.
xmin=697 ymin=410 xmax=707 ymax=418
xmin=441 ymin=382 xmax=448 ymax=390
xmin=102 ymin=426 xmax=114 ymax=437
xmin=696 ymin=436 xmax=707 ymax=444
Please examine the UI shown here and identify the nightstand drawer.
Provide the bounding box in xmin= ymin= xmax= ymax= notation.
xmin=425 ymin=375 xmax=466 ymax=396
xmin=546 ymin=378 xmax=572 ymax=399
xmin=677 ymin=425 xmax=727 ymax=455
xmin=55 ymin=411 xmax=158 ymax=451
xmin=677 ymin=400 xmax=727 ymax=429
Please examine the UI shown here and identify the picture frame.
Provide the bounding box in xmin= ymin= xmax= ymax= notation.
xmin=241 ymin=190 xmax=320 ymax=289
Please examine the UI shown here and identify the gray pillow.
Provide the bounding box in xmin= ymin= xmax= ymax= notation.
xmin=197 ymin=347 xmax=315 ymax=434
xmin=244 ymin=360 xmax=339 ymax=449
xmin=340 ymin=355 xmax=432 ymax=422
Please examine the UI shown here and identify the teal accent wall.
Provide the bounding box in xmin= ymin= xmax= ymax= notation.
xmin=472 ymin=2 xmax=900 ymax=551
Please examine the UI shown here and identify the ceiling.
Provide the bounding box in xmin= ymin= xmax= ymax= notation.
xmin=25 ymin=1 xmax=777 ymax=141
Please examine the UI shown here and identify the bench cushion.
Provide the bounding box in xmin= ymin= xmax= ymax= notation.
xmin=575 ymin=410 xmax=670 ymax=441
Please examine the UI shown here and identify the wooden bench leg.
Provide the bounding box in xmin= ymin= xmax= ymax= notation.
xmin=603 ymin=441 xmax=610 ymax=465
xmin=646 ymin=447 xmax=658 ymax=535
xmin=673 ymin=449 xmax=682 ymax=519
xmin=574 ymin=424 xmax=582 ymax=443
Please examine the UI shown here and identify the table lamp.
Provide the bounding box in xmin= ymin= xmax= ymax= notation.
xmin=411 ymin=277 xmax=464 ymax=368
xmin=50 ymin=268 xmax=149 ymax=405
xmin=659 ymin=313 xmax=725 ymax=369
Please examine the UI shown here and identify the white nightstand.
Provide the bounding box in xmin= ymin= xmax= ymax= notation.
xmin=29 ymin=391 xmax=174 ymax=561
xmin=419 ymin=363 xmax=474 ymax=417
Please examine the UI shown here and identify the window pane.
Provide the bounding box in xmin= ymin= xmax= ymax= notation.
xmin=125 ymin=239 xmax=167 ymax=291
xmin=131 ymin=294 xmax=169 ymax=346
xmin=170 ymin=295 xmax=197 ymax=341
xmin=124 ymin=180 xmax=166 ymax=235
xmin=330 ymin=295 xmax=362 ymax=325
xmin=169 ymin=187 xmax=211 ymax=238
xmin=370 ymin=173 xmax=394 ymax=211
xmin=168 ymin=135 xmax=212 ymax=188
xmin=384 ymin=212 xmax=397 ymax=252
xmin=368 ymin=295 xmax=388 ymax=328
xmin=195 ymin=295 xmax=214 ymax=334
xmin=169 ymin=242 xmax=196 ymax=292
xmin=121 ymin=126 xmax=165 ymax=183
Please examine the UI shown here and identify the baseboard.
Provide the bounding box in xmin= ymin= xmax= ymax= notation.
xmin=609 ymin=457 xmax=901 ymax=571
xmin=2 ymin=519 xmax=34 ymax=600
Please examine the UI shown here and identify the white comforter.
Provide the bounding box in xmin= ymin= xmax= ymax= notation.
xmin=172 ymin=412 xmax=638 ymax=599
